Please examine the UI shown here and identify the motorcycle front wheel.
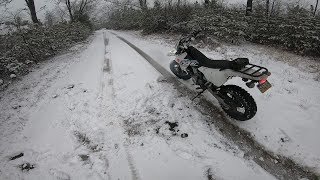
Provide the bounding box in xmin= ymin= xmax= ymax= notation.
xmin=169 ymin=61 xmax=191 ymax=80
xmin=218 ymin=85 xmax=257 ymax=121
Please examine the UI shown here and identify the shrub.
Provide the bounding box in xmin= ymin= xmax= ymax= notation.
xmin=105 ymin=4 xmax=320 ymax=57
xmin=0 ymin=22 xmax=92 ymax=79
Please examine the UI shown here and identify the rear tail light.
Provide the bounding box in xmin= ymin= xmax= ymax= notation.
xmin=259 ymin=79 xmax=267 ymax=85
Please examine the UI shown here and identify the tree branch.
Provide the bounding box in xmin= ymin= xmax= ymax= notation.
xmin=0 ymin=0 xmax=13 ymax=6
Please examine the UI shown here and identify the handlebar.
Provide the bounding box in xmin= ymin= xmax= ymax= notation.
xmin=175 ymin=30 xmax=201 ymax=54
xmin=179 ymin=30 xmax=200 ymax=46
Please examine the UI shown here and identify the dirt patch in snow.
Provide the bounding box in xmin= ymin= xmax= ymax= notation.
xmin=74 ymin=131 xmax=102 ymax=152
xmin=78 ymin=154 xmax=90 ymax=162
xmin=165 ymin=121 xmax=178 ymax=132
xmin=19 ymin=163 xmax=35 ymax=172
xmin=205 ymin=168 xmax=215 ymax=180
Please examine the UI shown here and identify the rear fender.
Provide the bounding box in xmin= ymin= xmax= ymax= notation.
xmin=221 ymin=69 xmax=269 ymax=81
xmin=199 ymin=67 xmax=269 ymax=87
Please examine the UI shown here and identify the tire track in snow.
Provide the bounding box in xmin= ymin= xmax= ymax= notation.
xmin=102 ymin=32 xmax=141 ymax=180
xmin=112 ymin=32 xmax=319 ymax=180
xmin=124 ymin=145 xmax=141 ymax=180
xmin=103 ymin=32 xmax=111 ymax=73
xmin=102 ymin=32 xmax=115 ymax=98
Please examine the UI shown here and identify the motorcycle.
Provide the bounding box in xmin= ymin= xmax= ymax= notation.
xmin=168 ymin=31 xmax=272 ymax=121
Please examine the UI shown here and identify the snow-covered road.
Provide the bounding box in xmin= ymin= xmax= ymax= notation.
xmin=112 ymin=30 xmax=320 ymax=176
xmin=0 ymin=30 xmax=318 ymax=180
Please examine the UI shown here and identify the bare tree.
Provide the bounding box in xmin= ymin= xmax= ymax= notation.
xmin=204 ymin=0 xmax=209 ymax=6
xmin=271 ymin=0 xmax=275 ymax=16
xmin=168 ymin=0 xmax=173 ymax=7
xmin=271 ymin=0 xmax=282 ymax=17
xmin=138 ymin=0 xmax=147 ymax=11
xmin=65 ymin=0 xmax=73 ymax=21
xmin=54 ymin=4 xmax=67 ymax=22
xmin=56 ymin=0 xmax=97 ymax=22
xmin=177 ymin=0 xmax=181 ymax=7
xmin=45 ymin=11 xmax=55 ymax=26
xmin=266 ymin=0 xmax=270 ymax=16
xmin=25 ymin=0 xmax=40 ymax=23
xmin=246 ymin=0 xmax=253 ymax=16
xmin=154 ymin=0 xmax=161 ymax=9
xmin=314 ymin=0 xmax=319 ymax=16
xmin=104 ymin=0 xmax=137 ymax=9
xmin=5 ymin=9 xmax=28 ymax=30
xmin=0 ymin=0 xmax=13 ymax=6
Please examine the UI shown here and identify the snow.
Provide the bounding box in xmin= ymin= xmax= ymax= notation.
xmin=111 ymin=30 xmax=320 ymax=173
xmin=10 ymin=74 xmax=17 ymax=78
xmin=0 ymin=30 xmax=276 ymax=179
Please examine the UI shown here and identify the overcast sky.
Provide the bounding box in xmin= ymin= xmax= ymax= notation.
xmin=0 ymin=0 xmax=317 ymax=21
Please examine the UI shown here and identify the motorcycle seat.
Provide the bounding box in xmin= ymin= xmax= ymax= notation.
xmin=187 ymin=46 xmax=248 ymax=70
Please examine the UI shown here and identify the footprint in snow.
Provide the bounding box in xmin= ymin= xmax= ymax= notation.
xmin=175 ymin=150 xmax=193 ymax=160
xmin=49 ymin=168 xmax=71 ymax=180
xmin=67 ymin=84 xmax=75 ymax=89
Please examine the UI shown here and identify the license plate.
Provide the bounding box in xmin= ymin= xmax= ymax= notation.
xmin=257 ymin=80 xmax=272 ymax=93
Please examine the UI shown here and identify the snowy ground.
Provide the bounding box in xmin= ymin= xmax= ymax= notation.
xmin=0 ymin=30 xmax=279 ymax=179
xmin=112 ymin=30 xmax=320 ymax=174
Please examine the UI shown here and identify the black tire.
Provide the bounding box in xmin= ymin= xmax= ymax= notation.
xmin=218 ymin=85 xmax=257 ymax=121
xmin=170 ymin=60 xmax=191 ymax=80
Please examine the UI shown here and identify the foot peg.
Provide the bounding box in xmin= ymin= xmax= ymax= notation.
xmin=192 ymin=82 xmax=212 ymax=100
xmin=192 ymin=91 xmax=205 ymax=101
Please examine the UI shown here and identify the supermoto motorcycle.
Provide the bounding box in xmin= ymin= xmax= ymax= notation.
xmin=168 ymin=31 xmax=272 ymax=121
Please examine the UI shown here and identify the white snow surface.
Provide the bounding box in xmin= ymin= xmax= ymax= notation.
xmin=0 ymin=30 xmax=275 ymax=179
xmin=112 ymin=30 xmax=320 ymax=174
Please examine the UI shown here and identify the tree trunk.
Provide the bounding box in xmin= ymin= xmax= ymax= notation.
xmin=79 ymin=0 xmax=88 ymax=15
xmin=314 ymin=0 xmax=319 ymax=16
xmin=25 ymin=0 xmax=39 ymax=24
xmin=266 ymin=0 xmax=270 ymax=16
xmin=270 ymin=0 xmax=275 ymax=16
xmin=139 ymin=0 xmax=147 ymax=11
xmin=204 ymin=0 xmax=209 ymax=7
xmin=66 ymin=0 xmax=73 ymax=22
xmin=246 ymin=0 xmax=253 ymax=16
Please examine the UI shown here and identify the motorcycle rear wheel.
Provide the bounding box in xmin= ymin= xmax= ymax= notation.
xmin=218 ymin=85 xmax=257 ymax=121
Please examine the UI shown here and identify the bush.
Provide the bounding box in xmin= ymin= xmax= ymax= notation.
xmin=247 ymin=17 xmax=320 ymax=56
xmin=0 ymin=22 xmax=92 ymax=79
xmin=105 ymin=4 xmax=320 ymax=57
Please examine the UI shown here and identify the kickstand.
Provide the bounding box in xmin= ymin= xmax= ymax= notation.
xmin=192 ymin=90 xmax=205 ymax=101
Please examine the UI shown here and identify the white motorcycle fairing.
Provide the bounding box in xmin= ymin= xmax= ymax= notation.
xmin=174 ymin=53 xmax=269 ymax=87
xmin=200 ymin=66 xmax=269 ymax=87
